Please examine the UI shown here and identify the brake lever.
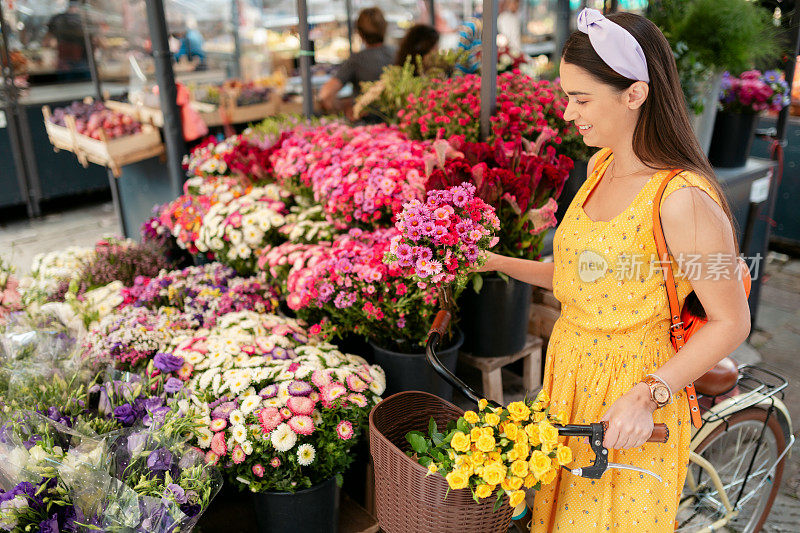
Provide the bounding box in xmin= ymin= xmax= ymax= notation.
xmin=557 ymin=422 xmax=665 ymax=482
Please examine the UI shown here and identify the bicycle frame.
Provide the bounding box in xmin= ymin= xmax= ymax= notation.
xmin=678 ymin=364 xmax=795 ymax=532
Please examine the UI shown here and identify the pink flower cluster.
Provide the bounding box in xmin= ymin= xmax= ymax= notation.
xmin=270 ymin=124 xmax=431 ymax=227
xmin=720 ymin=70 xmax=791 ymax=114
xmin=386 ymin=183 xmax=500 ymax=286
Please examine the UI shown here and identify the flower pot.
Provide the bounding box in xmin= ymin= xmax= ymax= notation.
xmin=690 ymin=72 xmax=724 ymax=155
xmin=252 ymin=476 xmax=341 ymax=533
xmin=707 ymin=110 xmax=758 ymax=168
xmin=556 ymin=158 xmax=589 ymax=224
xmin=458 ymin=277 xmax=533 ymax=357
xmin=370 ymin=328 xmax=464 ymax=400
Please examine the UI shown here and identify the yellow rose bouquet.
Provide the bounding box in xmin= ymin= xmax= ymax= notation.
xmin=405 ymin=390 xmax=573 ymax=510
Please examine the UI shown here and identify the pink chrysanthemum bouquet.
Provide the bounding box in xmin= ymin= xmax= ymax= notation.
xmin=385 ymin=183 xmax=500 ymax=289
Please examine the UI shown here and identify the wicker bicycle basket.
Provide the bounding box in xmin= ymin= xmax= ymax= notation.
xmin=369 ymin=391 xmax=514 ymax=533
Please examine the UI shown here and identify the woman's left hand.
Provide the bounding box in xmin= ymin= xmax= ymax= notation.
xmin=599 ymin=382 xmax=657 ymax=449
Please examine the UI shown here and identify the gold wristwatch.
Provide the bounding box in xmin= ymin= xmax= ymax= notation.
xmin=642 ymin=375 xmax=671 ymax=409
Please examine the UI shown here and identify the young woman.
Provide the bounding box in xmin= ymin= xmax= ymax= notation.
xmin=480 ymin=9 xmax=751 ymax=531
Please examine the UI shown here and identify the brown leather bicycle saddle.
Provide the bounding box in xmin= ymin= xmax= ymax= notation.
xmin=694 ymin=357 xmax=739 ymax=397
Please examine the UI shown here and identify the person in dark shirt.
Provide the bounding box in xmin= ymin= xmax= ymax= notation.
xmin=318 ymin=7 xmax=395 ymax=114
xmin=43 ymin=0 xmax=89 ymax=77
xmin=395 ymin=24 xmax=439 ymax=74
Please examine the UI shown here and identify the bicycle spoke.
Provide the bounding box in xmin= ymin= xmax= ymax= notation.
xmin=680 ymin=414 xmax=782 ymax=533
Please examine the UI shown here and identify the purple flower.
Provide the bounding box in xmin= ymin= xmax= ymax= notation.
xmin=180 ymin=502 xmax=201 ymax=518
xmin=210 ymin=401 xmax=238 ymax=420
xmin=164 ymin=378 xmax=183 ymax=394
xmin=38 ymin=514 xmax=59 ymax=533
xmin=166 ymin=483 xmax=187 ymax=504
xmin=396 ymin=243 xmax=413 ymax=259
xmin=114 ymin=404 xmax=137 ymax=426
xmin=259 ymin=385 xmax=278 ymax=399
xmin=144 ymin=407 xmax=171 ymax=428
xmin=153 ymin=353 xmax=184 ymax=373
xmin=288 ymin=381 xmax=312 ymax=396
xmin=317 ymin=283 xmax=334 ymax=302
xmin=147 ymin=447 xmax=173 ymax=472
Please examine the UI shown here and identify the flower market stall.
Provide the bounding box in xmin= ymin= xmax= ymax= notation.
xmin=1 ymin=87 xmax=577 ymax=530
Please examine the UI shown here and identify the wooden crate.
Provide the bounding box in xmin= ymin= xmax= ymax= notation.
xmin=42 ymin=105 xmax=164 ymax=177
xmin=220 ymin=88 xmax=279 ymax=124
xmin=105 ymin=99 xmax=225 ymax=129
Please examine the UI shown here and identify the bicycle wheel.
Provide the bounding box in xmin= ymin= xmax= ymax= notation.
xmin=676 ymin=407 xmax=786 ymax=533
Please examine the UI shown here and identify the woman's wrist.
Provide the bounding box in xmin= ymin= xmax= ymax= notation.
xmin=631 ymin=382 xmax=658 ymax=412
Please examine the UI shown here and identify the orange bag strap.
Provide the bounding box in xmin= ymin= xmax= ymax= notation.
xmin=652 ymin=169 xmax=703 ymax=429
xmin=592 ymin=148 xmax=613 ymax=174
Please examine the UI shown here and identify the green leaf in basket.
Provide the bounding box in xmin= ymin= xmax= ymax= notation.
xmin=493 ymin=490 xmax=505 ymax=512
xmin=428 ymin=417 xmax=437 ymax=436
xmin=407 ymin=432 xmax=428 ymax=454
xmin=419 ymin=456 xmax=433 ymax=468
xmin=444 ymin=429 xmax=457 ymax=444
xmin=457 ymin=417 xmax=470 ymax=434
xmin=432 ymin=431 xmax=445 ymax=447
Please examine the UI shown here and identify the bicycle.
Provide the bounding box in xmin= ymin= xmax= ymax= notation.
xmin=672 ymin=127 xmax=795 ymax=533
xmin=425 ymin=311 xmax=796 ymax=533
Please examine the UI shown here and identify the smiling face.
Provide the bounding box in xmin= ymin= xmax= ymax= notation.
xmin=559 ymin=60 xmax=647 ymax=149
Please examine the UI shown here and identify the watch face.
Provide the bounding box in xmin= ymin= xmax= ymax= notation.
xmin=654 ymin=386 xmax=669 ymax=404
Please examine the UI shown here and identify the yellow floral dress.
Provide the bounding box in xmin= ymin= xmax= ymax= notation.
xmin=532 ymin=148 xmax=723 ymax=532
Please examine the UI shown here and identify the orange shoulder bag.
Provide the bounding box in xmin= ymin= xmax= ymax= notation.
xmin=653 ymin=169 xmax=752 ymax=428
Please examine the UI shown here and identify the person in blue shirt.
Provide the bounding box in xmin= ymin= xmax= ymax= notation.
xmin=173 ymin=25 xmax=207 ymax=71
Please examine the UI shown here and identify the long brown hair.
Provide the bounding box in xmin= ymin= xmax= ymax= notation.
xmin=562 ymin=12 xmax=740 ymax=254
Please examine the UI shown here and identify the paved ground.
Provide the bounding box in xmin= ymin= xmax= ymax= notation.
xmin=1 ymin=202 xmax=799 ymax=531
xmin=0 ymin=201 xmax=120 ymax=274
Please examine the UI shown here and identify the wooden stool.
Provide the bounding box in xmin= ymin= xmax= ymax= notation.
xmin=459 ymin=335 xmax=544 ymax=405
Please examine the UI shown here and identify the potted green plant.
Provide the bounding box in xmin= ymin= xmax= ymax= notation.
xmin=649 ymin=0 xmax=780 ymax=153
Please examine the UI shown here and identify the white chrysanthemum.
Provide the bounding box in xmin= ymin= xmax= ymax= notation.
xmin=277 ymin=382 xmax=291 ymax=403
xmin=271 ymin=423 xmax=297 ymax=452
xmin=228 ymin=229 xmax=243 ymax=245
xmin=197 ymin=369 xmax=219 ymax=391
xmin=184 ymin=351 xmax=205 ymax=366
xmin=231 ymin=424 xmax=248 ymax=444
xmin=211 ymin=373 xmax=222 ymax=395
xmin=229 ymin=409 xmax=245 ymax=426
xmin=241 ymin=441 xmax=253 ymax=455
xmin=241 ymin=395 xmax=262 ymax=415
xmin=207 ymin=350 xmax=229 ymax=368
xmin=369 ymin=380 xmax=386 ymax=396
xmin=264 ymin=397 xmax=284 ymax=408
xmin=197 ymin=428 xmax=213 ymax=449
xmin=297 ymin=444 xmax=316 ymax=466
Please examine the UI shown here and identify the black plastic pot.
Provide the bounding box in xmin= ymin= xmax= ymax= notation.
xmin=370 ymin=329 xmax=464 ymax=400
xmin=708 ymin=110 xmax=758 ymax=168
xmin=252 ymin=476 xmax=341 ymax=533
xmin=556 ymin=158 xmax=589 ymax=224
xmin=458 ymin=277 xmax=533 ymax=357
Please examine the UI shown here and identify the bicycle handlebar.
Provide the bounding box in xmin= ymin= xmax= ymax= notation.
xmin=426 ymin=309 xmax=669 ymax=445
